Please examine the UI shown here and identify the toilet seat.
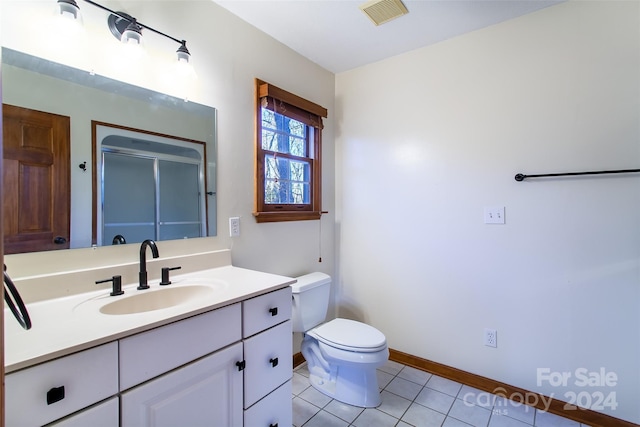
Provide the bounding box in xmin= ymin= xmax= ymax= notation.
xmin=308 ymin=318 xmax=387 ymax=352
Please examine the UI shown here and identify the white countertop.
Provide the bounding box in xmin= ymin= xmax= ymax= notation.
xmin=4 ymin=265 xmax=295 ymax=373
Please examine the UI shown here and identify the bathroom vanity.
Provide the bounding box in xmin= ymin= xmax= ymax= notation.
xmin=4 ymin=250 xmax=294 ymax=427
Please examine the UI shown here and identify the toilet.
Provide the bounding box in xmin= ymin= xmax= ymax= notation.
xmin=291 ymin=272 xmax=389 ymax=408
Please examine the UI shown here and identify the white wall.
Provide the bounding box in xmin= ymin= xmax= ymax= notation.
xmin=1 ymin=0 xmax=335 ymax=282
xmin=336 ymin=0 xmax=639 ymax=423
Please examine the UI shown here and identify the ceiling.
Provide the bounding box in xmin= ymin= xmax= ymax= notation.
xmin=214 ymin=0 xmax=563 ymax=73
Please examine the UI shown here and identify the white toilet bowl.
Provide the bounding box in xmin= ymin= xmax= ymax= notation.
xmin=291 ymin=272 xmax=389 ymax=408
xmin=301 ymin=318 xmax=389 ymax=407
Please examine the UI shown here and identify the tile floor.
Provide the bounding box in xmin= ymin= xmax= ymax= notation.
xmin=292 ymin=360 xmax=591 ymax=427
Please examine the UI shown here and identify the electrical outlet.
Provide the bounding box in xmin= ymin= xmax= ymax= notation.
xmin=484 ymin=328 xmax=497 ymax=348
xmin=229 ymin=217 xmax=240 ymax=237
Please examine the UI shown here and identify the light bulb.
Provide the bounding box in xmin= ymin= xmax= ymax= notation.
xmin=121 ymin=20 xmax=143 ymax=45
xmin=56 ymin=0 xmax=81 ymax=21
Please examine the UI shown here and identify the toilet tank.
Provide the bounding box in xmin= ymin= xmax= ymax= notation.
xmin=291 ymin=272 xmax=331 ymax=332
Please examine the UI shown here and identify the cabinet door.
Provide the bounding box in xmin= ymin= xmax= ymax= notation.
xmin=121 ymin=342 xmax=243 ymax=427
xmin=244 ymin=380 xmax=292 ymax=427
xmin=50 ymin=397 xmax=118 ymax=427
xmin=244 ymin=320 xmax=292 ymax=408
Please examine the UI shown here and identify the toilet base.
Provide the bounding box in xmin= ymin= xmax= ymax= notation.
xmin=307 ymin=363 xmax=382 ymax=408
xmin=301 ymin=333 xmax=388 ymax=408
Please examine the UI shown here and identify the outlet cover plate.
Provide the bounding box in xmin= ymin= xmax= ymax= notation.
xmin=229 ymin=217 xmax=240 ymax=237
xmin=484 ymin=328 xmax=497 ymax=348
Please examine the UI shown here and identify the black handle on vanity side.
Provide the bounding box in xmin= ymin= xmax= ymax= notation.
xmin=269 ymin=424 xmax=278 ymax=427
xmin=269 ymin=357 xmax=279 ymax=368
xmin=46 ymin=386 xmax=65 ymax=405
xmin=160 ymin=266 xmax=182 ymax=286
xmin=268 ymin=307 xmax=278 ymax=316
xmin=96 ymin=275 xmax=124 ymax=296
xmin=4 ymin=265 xmax=32 ymax=330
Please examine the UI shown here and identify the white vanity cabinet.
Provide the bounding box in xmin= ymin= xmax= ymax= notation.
xmin=5 ymin=342 xmax=119 ymax=427
xmin=5 ymin=282 xmax=293 ymax=427
xmin=242 ymin=287 xmax=293 ymax=427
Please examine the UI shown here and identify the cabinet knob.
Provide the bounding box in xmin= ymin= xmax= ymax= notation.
xmin=269 ymin=357 xmax=279 ymax=368
xmin=236 ymin=360 xmax=246 ymax=371
xmin=268 ymin=307 xmax=278 ymax=316
xmin=269 ymin=424 xmax=278 ymax=427
xmin=46 ymin=386 xmax=65 ymax=405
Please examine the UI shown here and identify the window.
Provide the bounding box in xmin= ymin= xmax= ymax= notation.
xmin=254 ymin=79 xmax=327 ymax=222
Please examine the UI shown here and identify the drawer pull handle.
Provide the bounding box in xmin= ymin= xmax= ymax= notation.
xmin=270 ymin=424 xmax=278 ymax=427
xmin=46 ymin=386 xmax=65 ymax=405
xmin=269 ymin=357 xmax=279 ymax=368
xmin=268 ymin=307 xmax=278 ymax=316
xmin=236 ymin=360 xmax=246 ymax=371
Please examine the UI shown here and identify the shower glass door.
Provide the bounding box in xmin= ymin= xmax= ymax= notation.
xmin=102 ymin=152 xmax=156 ymax=245
xmin=101 ymin=153 xmax=205 ymax=246
xmin=158 ymin=160 xmax=203 ymax=240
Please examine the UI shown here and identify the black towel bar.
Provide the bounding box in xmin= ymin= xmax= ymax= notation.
xmin=515 ymin=169 xmax=640 ymax=181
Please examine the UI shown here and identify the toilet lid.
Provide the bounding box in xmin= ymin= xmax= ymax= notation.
xmin=309 ymin=318 xmax=386 ymax=352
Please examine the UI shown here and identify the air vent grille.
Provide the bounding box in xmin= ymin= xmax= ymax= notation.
xmin=359 ymin=0 xmax=409 ymax=26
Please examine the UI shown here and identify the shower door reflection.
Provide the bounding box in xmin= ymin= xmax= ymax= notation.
xmin=102 ymin=153 xmax=206 ymax=245
xmin=102 ymin=153 xmax=156 ymax=245
xmin=158 ymin=160 xmax=203 ymax=241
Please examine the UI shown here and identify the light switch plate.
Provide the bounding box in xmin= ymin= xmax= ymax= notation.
xmin=484 ymin=206 xmax=505 ymax=224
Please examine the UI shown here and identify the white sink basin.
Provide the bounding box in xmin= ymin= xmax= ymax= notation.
xmin=99 ymin=284 xmax=220 ymax=315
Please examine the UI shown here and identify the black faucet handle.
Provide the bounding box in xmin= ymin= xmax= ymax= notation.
xmin=160 ymin=266 xmax=182 ymax=286
xmin=96 ymin=275 xmax=124 ymax=296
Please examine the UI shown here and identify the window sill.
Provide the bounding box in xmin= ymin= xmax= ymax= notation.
xmin=253 ymin=211 xmax=321 ymax=223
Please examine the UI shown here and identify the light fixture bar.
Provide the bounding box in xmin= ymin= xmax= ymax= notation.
xmin=79 ymin=0 xmax=190 ymax=57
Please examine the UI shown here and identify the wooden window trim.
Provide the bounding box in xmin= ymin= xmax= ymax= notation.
xmin=254 ymin=79 xmax=327 ymax=223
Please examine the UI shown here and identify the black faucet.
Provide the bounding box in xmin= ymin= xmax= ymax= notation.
xmin=138 ymin=239 xmax=159 ymax=290
xmin=112 ymin=234 xmax=126 ymax=245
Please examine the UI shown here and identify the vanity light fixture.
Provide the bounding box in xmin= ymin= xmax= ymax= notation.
xmin=176 ymin=41 xmax=191 ymax=63
xmin=56 ymin=0 xmax=81 ymax=20
xmin=55 ymin=0 xmax=192 ymax=63
xmin=119 ymin=17 xmax=144 ymax=45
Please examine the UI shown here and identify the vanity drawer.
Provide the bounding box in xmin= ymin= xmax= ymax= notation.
xmin=120 ymin=303 xmax=241 ymax=390
xmin=243 ymin=286 xmax=292 ymax=337
xmin=244 ymin=380 xmax=292 ymax=427
xmin=5 ymin=342 xmax=118 ymax=427
xmin=243 ymin=319 xmax=292 ymax=408
xmin=49 ymin=397 xmax=119 ymax=427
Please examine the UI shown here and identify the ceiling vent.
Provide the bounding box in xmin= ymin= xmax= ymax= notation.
xmin=359 ymin=0 xmax=409 ymax=26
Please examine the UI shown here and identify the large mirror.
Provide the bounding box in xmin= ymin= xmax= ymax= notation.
xmin=2 ymin=47 xmax=217 ymax=253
